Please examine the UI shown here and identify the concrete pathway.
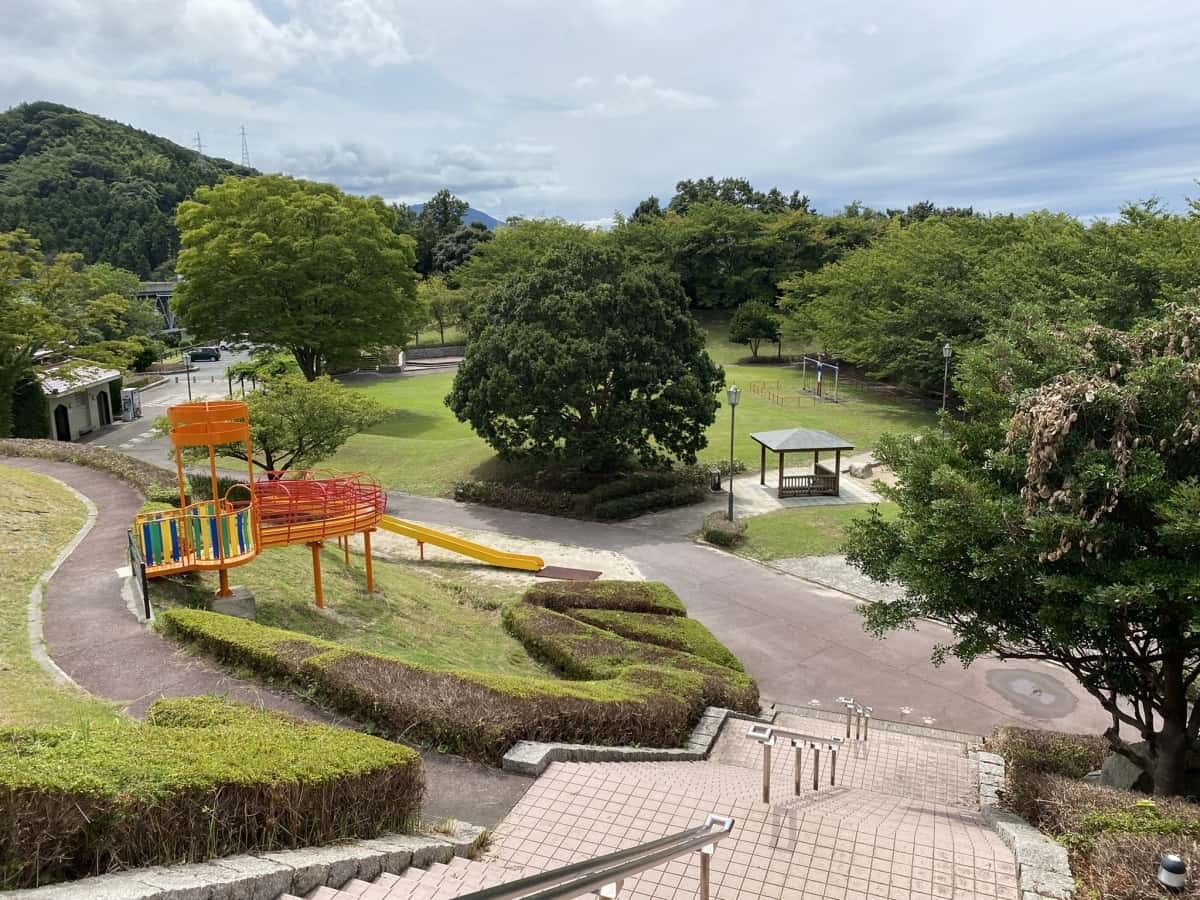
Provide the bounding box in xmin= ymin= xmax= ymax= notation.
xmin=386 ymin=492 xmax=1112 ymax=738
xmin=2 ymin=457 xmax=531 ymax=827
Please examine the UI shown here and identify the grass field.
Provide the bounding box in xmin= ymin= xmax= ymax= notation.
xmin=0 ymin=466 xmax=116 ymax=726
xmin=737 ymin=502 xmax=899 ymax=561
xmin=330 ymin=310 xmax=934 ymax=496
xmin=153 ymin=540 xmax=546 ymax=676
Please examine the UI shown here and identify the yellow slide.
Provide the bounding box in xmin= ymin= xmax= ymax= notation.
xmin=378 ymin=515 xmax=544 ymax=572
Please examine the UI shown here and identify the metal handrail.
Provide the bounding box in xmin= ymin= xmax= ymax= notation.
xmin=457 ymin=814 xmax=734 ymax=900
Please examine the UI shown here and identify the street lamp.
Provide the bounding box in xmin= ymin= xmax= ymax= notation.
xmin=727 ymin=385 xmax=741 ymax=521
xmin=941 ymin=343 xmax=952 ymax=411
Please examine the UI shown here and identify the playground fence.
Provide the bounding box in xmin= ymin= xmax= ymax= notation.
xmin=127 ymin=528 xmax=152 ymax=620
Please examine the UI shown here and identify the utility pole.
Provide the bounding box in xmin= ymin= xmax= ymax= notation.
xmin=193 ymin=132 xmax=204 ymax=155
xmin=240 ymin=125 xmax=250 ymax=168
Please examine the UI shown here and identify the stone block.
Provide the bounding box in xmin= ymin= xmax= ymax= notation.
xmin=211 ymin=587 xmax=256 ymax=620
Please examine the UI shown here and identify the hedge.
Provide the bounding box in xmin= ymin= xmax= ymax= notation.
xmin=454 ymin=466 xmax=716 ymax=521
xmin=521 ymin=580 xmax=686 ymax=615
xmin=569 ymin=609 xmax=744 ymax=672
xmin=0 ymin=439 xmax=178 ymax=502
xmin=0 ymin=696 xmax=422 ymax=889
xmin=160 ymin=580 xmax=757 ymax=765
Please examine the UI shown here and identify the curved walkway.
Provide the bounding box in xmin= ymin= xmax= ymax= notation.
xmin=387 ymin=492 xmax=1113 ymax=737
xmin=2 ymin=457 xmax=530 ymax=826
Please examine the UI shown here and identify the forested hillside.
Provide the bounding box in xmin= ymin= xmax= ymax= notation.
xmin=0 ymin=102 xmax=254 ymax=277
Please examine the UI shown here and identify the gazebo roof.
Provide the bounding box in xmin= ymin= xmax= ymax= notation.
xmin=750 ymin=428 xmax=855 ymax=453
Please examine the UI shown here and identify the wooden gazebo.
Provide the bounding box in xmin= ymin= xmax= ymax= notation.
xmin=751 ymin=428 xmax=855 ymax=498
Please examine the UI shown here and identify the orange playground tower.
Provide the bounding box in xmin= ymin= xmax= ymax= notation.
xmin=132 ymin=400 xmax=385 ymax=607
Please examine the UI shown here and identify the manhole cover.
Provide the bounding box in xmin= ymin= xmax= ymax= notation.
xmin=984 ymin=668 xmax=1077 ymax=719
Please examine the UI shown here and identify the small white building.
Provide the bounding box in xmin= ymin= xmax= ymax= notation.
xmin=37 ymin=360 xmax=123 ymax=442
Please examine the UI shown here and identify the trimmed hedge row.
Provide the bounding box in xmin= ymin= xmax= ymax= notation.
xmin=453 ymin=463 xmax=732 ymax=521
xmin=521 ymin=580 xmax=686 ymax=615
xmin=160 ymin=580 xmax=757 ymax=765
xmin=0 ymin=439 xmax=178 ymax=502
xmin=0 ymin=697 xmax=422 ymax=889
xmin=159 ymin=609 xmax=704 ymax=764
xmin=569 ymin=609 xmax=745 ymax=672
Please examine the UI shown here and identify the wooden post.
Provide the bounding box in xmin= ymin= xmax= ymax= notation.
xmin=363 ymin=530 xmax=374 ymax=593
xmin=218 ymin=568 xmax=231 ymax=598
xmin=342 ymin=535 xmax=350 ymax=564
xmin=310 ymin=542 xmax=324 ymax=608
xmin=813 ymin=449 xmax=820 ymax=474
xmin=835 ymin=449 xmax=842 ymax=496
xmin=760 ymin=442 xmax=766 ymax=485
xmin=778 ymin=450 xmax=785 ymax=497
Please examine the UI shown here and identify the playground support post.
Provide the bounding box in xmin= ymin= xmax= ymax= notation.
xmin=310 ymin=541 xmax=324 ymax=608
xmin=363 ymin=530 xmax=374 ymax=593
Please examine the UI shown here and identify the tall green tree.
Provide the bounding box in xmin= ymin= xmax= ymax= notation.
xmin=447 ymin=240 xmax=723 ymax=472
xmin=729 ymin=300 xmax=781 ymax=357
xmin=173 ymin=175 xmax=421 ymax=381
xmin=432 ymin=221 xmax=492 ymax=277
xmin=847 ymin=301 xmax=1200 ymax=795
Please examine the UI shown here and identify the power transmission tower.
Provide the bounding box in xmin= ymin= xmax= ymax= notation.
xmin=240 ymin=125 xmax=250 ymax=168
xmin=194 ymin=132 xmax=204 ymax=155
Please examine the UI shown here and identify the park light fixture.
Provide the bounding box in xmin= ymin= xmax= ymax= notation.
xmin=1158 ymin=853 xmax=1186 ymax=893
xmin=941 ymin=342 xmax=953 ymax=411
xmin=727 ymin=385 xmax=741 ymax=522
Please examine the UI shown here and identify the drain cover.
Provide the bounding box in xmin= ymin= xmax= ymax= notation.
xmin=984 ymin=668 xmax=1077 ymax=719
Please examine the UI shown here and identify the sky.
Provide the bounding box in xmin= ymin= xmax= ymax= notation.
xmin=2 ymin=0 xmax=1199 ymax=224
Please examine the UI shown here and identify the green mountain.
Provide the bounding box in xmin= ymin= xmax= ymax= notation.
xmin=0 ymin=101 xmax=255 ymax=278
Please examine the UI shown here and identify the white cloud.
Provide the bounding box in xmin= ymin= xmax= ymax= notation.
xmin=1 ymin=0 xmax=1198 ymax=222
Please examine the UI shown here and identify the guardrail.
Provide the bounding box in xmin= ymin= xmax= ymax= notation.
xmin=126 ymin=527 xmax=151 ymax=620
xmin=457 ymin=814 xmax=735 ymax=900
xmin=747 ymin=724 xmax=844 ymax=803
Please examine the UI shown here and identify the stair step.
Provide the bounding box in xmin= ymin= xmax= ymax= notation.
xmin=307 ymin=888 xmax=346 ymax=900
xmin=335 ymin=878 xmax=375 ymax=897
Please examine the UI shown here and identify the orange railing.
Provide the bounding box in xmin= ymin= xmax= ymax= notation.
xmin=254 ymin=470 xmax=386 ymax=548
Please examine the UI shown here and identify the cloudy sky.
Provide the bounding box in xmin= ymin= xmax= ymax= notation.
xmin=3 ymin=0 xmax=1198 ymax=222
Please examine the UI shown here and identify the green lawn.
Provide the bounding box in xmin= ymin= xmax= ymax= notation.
xmin=330 ymin=310 xmax=934 ymax=496
xmin=0 ymin=466 xmax=118 ymax=726
xmin=152 ymin=539 xmax=546 ymax=676
xmin=737 ymin=502 xmax=899 ymax=561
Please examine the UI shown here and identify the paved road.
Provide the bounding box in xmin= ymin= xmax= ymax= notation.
xmin=386 ymin=492 xmax=1113 ymax=738
xmin=4 ymin=457 xmax=530 ymax=826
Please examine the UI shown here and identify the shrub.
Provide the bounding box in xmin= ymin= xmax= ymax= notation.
xmin=592 ymin=484 xmax=705 ymax=520
xmin=0 ymin=439 xmax=176 ymax=497
xmin=701 ymin=511 xmax=747 ymax=547
xmin=0 ymin=696 xmax=422 ymax=889
xmin=453 ymin=480 xmax=588 ymax=517
xmin=569 ymin=609 xmax=744 ymax=672
xmin=186 ymin=472 xmax=250 ymax=503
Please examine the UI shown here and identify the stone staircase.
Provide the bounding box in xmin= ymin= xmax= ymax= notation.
xmin=284 ymin=855 xmax=531 ymax=899
xmin=275 ymin=708 xmax=1019 ymax=900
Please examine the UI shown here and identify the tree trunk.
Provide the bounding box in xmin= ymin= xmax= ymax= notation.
xmin=1154 ymin=655 xmax=1191 ymax=795
xmin=292 ymin=347 xmax=320 ymax=381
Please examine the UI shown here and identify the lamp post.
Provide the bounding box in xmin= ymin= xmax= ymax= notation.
xmin=727 ymin=384 xmax=741 ymax=521
xmin=941 ymin=342 xmax=952 ymax=411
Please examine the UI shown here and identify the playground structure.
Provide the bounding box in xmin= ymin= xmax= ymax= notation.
xmin=131 ymin=400 xmax=547 ymax=607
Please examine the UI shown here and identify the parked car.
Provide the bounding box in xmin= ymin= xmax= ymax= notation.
xmin=188 ymin=347 xmax=221 ymax=362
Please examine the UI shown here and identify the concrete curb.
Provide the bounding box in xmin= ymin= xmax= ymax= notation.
xmin=976 ymin=751 xmax=1075 ymax=900
xmin=25 ymin=473 xmax=98 ymax=691
xmin=7 ymin=824 xmax=487 ymax=900
xmin=501 ymin=706 xmax=775 ymax=776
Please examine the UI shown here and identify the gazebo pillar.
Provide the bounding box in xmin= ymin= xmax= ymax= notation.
xmin=834 ymin=449 xmax=842 ymax=496
xmin=813 ymin=449 xmax=820 ymax=472
xmin=760 ymin=443 xmax=767 ymax=485
xmin=778 ymin=450 xmax=785 ymax=495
